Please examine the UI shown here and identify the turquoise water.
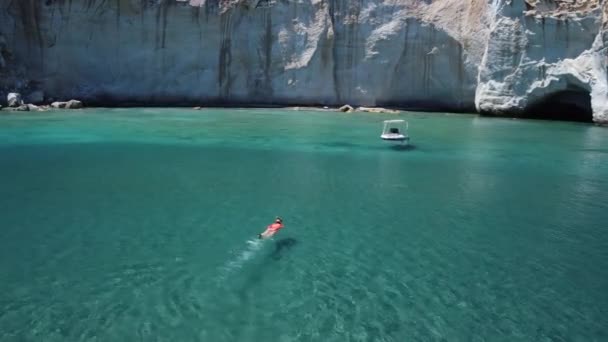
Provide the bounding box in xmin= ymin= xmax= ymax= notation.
xmin=0 ymin=108 xmax=607 ymax=341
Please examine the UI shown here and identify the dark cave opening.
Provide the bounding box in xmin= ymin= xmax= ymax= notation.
xmin=523 ymin=89 xmax=593 ymax=123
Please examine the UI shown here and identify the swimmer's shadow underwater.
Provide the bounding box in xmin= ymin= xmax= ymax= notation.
xmin=269 ymin=237 xmax=298 ymax=260
xmin=223 ymin=238 xmax=299 ymax=315
xmin=231 ymin=238 xmax=299 ymax=298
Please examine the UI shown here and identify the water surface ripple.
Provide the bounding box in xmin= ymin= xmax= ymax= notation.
xmin=0 ymin=109 xmax=606 ymax=341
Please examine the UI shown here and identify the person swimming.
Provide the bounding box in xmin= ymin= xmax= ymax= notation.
xmin=258 ymin=217 xmax=284 ymax=239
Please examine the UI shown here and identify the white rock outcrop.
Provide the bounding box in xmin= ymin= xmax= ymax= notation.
xmin=339 ymin=104 xmax=354 ymax=113
xmin=26 ymin=103 xmax=42 ymax=111
xmin=0 ymin=0 xmax=605 ymax=123
xmin=476 ymin=0 xmax=607 ymax=123
xmin=50 ymin=102 xmax=67 ymax=109
xmin=66 ymin=99 xmax=83 ymax=109
xmin=51 ymin=99 xmax=84 ymax=109
xmin=7 ymin=92 xmax=23 ymax=107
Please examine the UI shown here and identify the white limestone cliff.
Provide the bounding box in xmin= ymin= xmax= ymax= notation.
xmin=476 ymin=0 xmax=608 ymax=123
xmin=0 ymin=0 xmax=605 ymax=123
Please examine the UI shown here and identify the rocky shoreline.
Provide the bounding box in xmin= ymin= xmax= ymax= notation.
xmin=1 ymin=92 xmax=83 ymax=112
xmin=1 ymin=92 xmax=606 ymax=125
xmin=0 ymin=92 xmax=401 ymax=115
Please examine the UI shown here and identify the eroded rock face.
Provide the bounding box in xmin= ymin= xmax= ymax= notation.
xmin=0 ymin=0 xmax=605 ymax=123
xmin=0 ymin=0 xmax=488 ymax=111
xmin=476 ymin=0 xmax=607 ymax=123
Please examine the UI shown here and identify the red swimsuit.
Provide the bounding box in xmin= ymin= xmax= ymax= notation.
xmin=267 ymin=222 xmax=284 ymax=232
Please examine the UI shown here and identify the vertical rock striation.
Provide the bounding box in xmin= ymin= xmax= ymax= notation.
xmin=0 ymin=0 xmax=605 ymax=123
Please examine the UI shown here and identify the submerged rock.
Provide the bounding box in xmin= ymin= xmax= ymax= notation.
xmin=7 ymin=93 xmax=23 ymax=107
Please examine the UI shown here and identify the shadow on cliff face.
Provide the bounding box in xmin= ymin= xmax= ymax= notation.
xmin=523 ymin=89 xmax=593 ymax=123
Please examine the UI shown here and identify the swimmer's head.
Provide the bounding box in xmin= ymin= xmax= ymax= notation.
xmin=275 ymin=217 xmax=283 ymax=223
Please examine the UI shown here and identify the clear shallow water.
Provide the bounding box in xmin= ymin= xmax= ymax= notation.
xmin=0 ymin=108 xmax=607 ymax=341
